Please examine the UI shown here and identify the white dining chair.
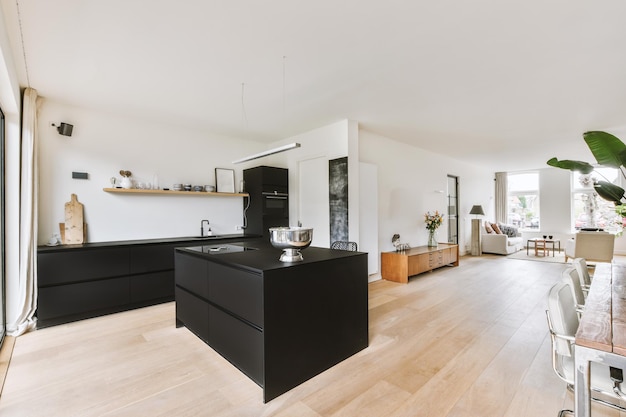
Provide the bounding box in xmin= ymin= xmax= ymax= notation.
xmin=561 ymin=267 xmax=585 ymax=314
xmin=546 ymin=281 xmax=626 ymax=415
xmin=572 ymin=257 xmax=592 ymax=294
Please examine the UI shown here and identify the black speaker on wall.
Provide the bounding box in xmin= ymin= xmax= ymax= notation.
xmin=56 ymin=123 xmax=73 ymax=137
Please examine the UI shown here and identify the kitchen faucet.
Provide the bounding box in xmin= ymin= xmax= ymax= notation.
xmin=201 ymin=219 xmax=210 ymax=236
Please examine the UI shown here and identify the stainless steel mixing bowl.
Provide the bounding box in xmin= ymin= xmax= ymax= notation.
xmin=269 ymin=227 xmax=313 ymax=262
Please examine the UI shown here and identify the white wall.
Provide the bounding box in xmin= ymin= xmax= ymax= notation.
xmin=38 ymin=100 xmax=266 ymax=243
xmin=358 ymin=130 xmax=494 ymax=257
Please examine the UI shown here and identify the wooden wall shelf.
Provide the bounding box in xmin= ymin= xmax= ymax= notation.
xmin=103 ymin=188 xmax=248 ymax=197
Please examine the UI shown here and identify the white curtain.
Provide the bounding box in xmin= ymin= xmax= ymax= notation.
xmin=495 ymin=172 xmax=507 ymax=224
xmin=8 ymin=87 xmax=38 ymax=336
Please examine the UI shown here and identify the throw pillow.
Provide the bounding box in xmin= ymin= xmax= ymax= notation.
xmin=485 ymin=222 xmax=494 ymax=234
xmin=491 ymin=223 xmax=502 ymax=234
xmin=498 ymin=223 xmax=519 ymax=238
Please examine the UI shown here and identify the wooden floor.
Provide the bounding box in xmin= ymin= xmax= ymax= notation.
xmin=0 ymin=255 xmax=624 ymax=416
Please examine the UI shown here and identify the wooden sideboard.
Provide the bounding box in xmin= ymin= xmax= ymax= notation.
xmin=381 ymin=243 xmax=459 ymax=283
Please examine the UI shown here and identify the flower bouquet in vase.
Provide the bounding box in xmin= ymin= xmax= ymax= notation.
xmin=424 ymin=211 xmax=444 ymax=247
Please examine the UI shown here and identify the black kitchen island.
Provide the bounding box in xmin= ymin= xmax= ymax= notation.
xmin=174 ymin=240 xmax=368 ymax=402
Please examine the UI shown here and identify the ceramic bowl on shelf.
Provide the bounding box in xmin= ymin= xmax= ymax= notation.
xmin=192 ymin=185 xmax=204 ymax=192
xmin=205 ymin=185 xmax=216 ymax=192
xmin=173 ymin=183 xmax=183 ymax=191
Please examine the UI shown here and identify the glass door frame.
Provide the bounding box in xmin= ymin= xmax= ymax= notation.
xmin=447 ymin=175 xmax=459 ymax=244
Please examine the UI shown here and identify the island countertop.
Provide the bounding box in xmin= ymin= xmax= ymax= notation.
xmin=175 ymin=238 xmax=364 ymax=274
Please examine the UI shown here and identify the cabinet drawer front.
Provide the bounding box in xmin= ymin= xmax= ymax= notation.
xmin=131 ymin=271 xmax=174 ymax=303
xmin=38 ymin=277 xmax=130 ymax=320
xmin=208 ymin=263 xmax=263 ymax=328
xmin=175 ymin=253 xmax=209 ymax=299
xmin=176 ymin=287 xmax=209 ymax=343
xmin=208 ymin=305 xmax=263 ymax=386
xmin=429 ymin=251 xmax=444 ymax=268
xmin=441 ymin=248 xmax=451 ymax=265
xmin=130 ymin=244 xmax=178 ymax=273
xmin=38 ymin=248 xmax=130 ymax=286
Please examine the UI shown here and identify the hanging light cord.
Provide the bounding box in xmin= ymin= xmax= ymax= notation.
xmin=282 ymin=55 xmax=286 ymax=115
xmin=241 ymin=82 xmax=248 ymax=128
xmin=15 ymin=0 xmax=31 ymax=87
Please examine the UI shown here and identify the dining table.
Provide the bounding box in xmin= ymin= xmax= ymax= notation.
xmin=574 ymin=262 xmax=626 ymax=416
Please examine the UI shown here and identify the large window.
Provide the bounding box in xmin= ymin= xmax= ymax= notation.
xmin=571 ymin=168 xmax=622 ymax=232
xmin=508 ymin=172 xmax=539 ymax=230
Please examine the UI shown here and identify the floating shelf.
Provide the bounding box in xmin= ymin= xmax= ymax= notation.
xmin=103 ymin=188 xmax=248 ymax=197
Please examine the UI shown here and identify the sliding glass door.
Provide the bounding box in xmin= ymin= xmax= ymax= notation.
xmin=0 ymin=106 xmax=5 ymax=347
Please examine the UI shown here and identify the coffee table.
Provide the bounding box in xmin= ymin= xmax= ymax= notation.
xmin=526 ymin=238 xmax=561 ymax=257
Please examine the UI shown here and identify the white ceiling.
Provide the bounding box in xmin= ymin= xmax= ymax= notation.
xmin=3 ymin=0 xmax=626 ymax=171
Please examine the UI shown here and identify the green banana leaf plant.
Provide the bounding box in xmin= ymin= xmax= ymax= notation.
xmin=547 ymin=131 xmax=626 ymax=208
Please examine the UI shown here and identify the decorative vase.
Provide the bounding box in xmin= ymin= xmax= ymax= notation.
xmin=428 ymin=230 xmax=438 ymax=247
xmin=120 ymin=177 xmax=133 ymax=189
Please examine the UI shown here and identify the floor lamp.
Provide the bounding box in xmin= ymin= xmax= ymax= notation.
xmin=470 ymin=205 xmax=485 ymax=256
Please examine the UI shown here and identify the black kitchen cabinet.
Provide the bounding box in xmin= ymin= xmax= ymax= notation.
xmin=244 ymin=166 xmax=289 ymax=238
xmin=38 ymin=247 xmax=129 ymax=286
xmin=175 ymin=252 xmax=209 ymax=298
xmin=38 ymin=277 xmax=130 ymax=320
xmin=175 ymin=286 xmax=209 ymax=343
xmin=130 ymin=271 xmax=173 ymax=304
xmin=174 ymin=243 xmax=368 ymax=403
xmin=175 ymin=251 xmax=264 ymax=383
xmin=207 ymin=261 xmax=263 ymax=327
xmin=208 ymin=304 xmax=263 ymax=385
xmin=36 ymin=236 xmax=253 ymax=328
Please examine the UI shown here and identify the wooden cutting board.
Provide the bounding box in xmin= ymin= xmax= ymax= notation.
xmin=64 ymin=194 xmax=84 ymax=244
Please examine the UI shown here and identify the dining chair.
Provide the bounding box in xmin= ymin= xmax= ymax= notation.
xmin=546 ymin=281 xmax=626 ymax=415
xmin=330 ymin=241 xmax=358 ymax=251
xmin=572 ymin=258 xmax=592 ymax=294
xmin=561 ymin=267 xmax=585 ymax=314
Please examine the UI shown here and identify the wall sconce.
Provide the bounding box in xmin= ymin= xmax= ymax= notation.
xmin=232 ymin=142 xmax=301 ymax=164
xmin=51 ymin=122 xmax=73 ymax=137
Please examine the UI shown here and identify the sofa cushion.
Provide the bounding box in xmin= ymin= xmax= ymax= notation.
xmin=491 ymin=223 xmax=502 ymax=234
xmin=498 ymin=223 xmax=519 ymax=238
xmin=485 ymin=222 xmax=494 ymax=234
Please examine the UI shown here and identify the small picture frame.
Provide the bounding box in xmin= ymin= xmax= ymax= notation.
xmin=215 ymin=168 xmax=235 ymax=193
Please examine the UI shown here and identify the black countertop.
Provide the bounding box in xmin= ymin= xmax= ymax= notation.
xmin=176 ymin=240 xmax=365 ymax=274
xmin=37 ymin=234 xmax=258 ymax=253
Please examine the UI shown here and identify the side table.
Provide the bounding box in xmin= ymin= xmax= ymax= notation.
xmin=526 ymin=238 xmax=561 ymax=257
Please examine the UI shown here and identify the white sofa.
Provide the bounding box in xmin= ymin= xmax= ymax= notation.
xmin=481 ymin=222 xmax=524 ymax=255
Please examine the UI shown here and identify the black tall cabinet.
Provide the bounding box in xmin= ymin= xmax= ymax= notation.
xmin=244 ymin=166 xmax=289 ymax=238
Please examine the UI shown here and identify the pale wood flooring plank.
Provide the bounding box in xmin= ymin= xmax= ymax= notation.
xmin=2 ymin=255 xmax=623 ymax=416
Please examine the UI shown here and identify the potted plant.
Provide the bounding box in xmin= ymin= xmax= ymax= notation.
xmin=548 ymin=131 xmax=626 ymax=215
xmin=424 ymin=211 xmax=444 ymax=247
